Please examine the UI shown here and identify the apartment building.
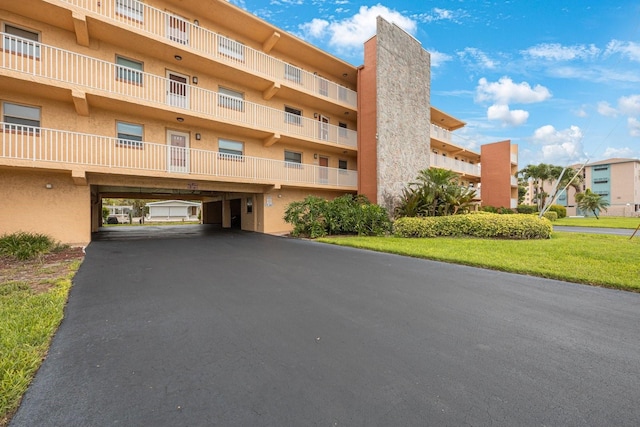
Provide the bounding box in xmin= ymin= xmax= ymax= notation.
xmin=1 ymin=0 xmax=516 ymax=245
xmin=556 ymin=158 xmax=640 ymax=217
xmin=480 ymin=140 xmax=519 ymax=209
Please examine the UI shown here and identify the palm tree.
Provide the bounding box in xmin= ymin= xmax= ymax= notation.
xmin=519 ymin=163 xmax=565 ymax=209
xmin=395 ymin=168 xmax=477 ymax=217
xmin=575 ymin=189 xmax=609 ymax=219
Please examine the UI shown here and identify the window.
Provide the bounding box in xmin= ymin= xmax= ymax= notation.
xmin=3 ymin=24 xmax=40 ymax=58
xmin=3 ymin=102 xmax=40 ymax=132
xmin=593 ymin=166 xmax=609 ymax=171
xmin=284 ymin=150 xmax=302 ymax=167
xmin=246 ymin=198 xmax=253 ymax=214
xmin=116 ymin=56 xmax=143 ymax=85
xmin=338 ymin=159 xmax=347 ymax=170
xmin=593 ymin=178 xmax=609 ymax=184
xmin=116 ymin=121 xmax=143 ymax=147
xmin=284 ymin=106 xmax=302 ymax=126
xmin=218 ymin=139 xmax=243 ymax=159
xmin=218 ymin=87 xmax=244 ymax=111
xmin=116 ymin=0 xmax=144 ymax=22
xmin=284 ymin=64 xmax=302 ymax=84
xmin=218 ymin=36 xmax=244 ymax=61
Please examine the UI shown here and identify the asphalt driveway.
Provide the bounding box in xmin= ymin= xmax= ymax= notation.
xmin=11 ymin=228 xmax=640 ymax=426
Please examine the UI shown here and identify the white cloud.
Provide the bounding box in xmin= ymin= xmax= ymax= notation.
xmin=521 ymin=43 xmax=600 ymax=61
xmin=299 ymin=4 xmax=416 ymax=53
xmin=457 ymin=48 xmax=497 ymax=70
xmin=597 ymin=101 xmax=618 ymax=117
xmin=605 ymin=40 xmax=640 ymax=62
xmin=414 ymin=8 xmax=467 ymax=24
xmin=486 ymin=104 xmax=529 ymax=126
xmin=476 ymin=77 xmax=551 ymax=105
xmin=603 ymin=146 xmax=636 ymax=157
xmin=532 ymin=125 xmax=586 ymax=164
xmin=429 ymin=50 xmax=453 ymax=68
xmin=574 ymin=107 xmax=588 ymax=118
xmin=301 ymin=18 xmax=329 ymax=38
xmin=618 ymin=94 xmax=640 ymax=116
xmin=628 ymin=117 xmax=640 ymax=137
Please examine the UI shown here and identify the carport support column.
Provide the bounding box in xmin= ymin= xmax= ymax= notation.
xmin=222 ymin=197 xmax=231 ymax=229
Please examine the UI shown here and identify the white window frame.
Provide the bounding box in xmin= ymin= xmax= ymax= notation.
xmin=218 ymin=36 xmax=245 ymax=61
xmin=284 ymin=63 xmax=302 ymax=84
xmin=116 ymin=55 xmax=143 ymax=85
xmin=284 ymin=150 xmax=302 ymax=168
xmin=218 ymin=87 xmax=244 ymax=111
xmin=3 ymin=23 xmax=40 ymax=58
xmin=284 ymin=106 xmax=302 ymax=126
xmin=218 ymin=138 xmax=244 ymax=159
xmin=116 ymin=121 xmax=143 ymax=148
xmin=2 ymin=101 xmax=41 ymax=133
xmin=116 ymin=0 xmax=144 ymax=22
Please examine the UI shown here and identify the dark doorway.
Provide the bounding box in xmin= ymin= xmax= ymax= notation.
xmin=230 ymin=199 xmax=241 ymax=229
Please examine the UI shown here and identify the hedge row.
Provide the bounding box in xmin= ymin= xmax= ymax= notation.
xmin=393 ymin=212 xmax=553 ymax=239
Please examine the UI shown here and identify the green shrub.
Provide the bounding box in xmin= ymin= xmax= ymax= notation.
xmin=543 ymin=211 xmax=558 ymax=221
xmin=481 ymin=205 xmax=498 ymax=213
xmin=517 ymin=205 xmax=537 ymax=214
xmin=548 ymin=204 xmax=567 ymax=218
xmin=393 ymin=213 xmax=552 ymax=239
xmin=284 ymin=195 xmax=391 ymax=238
xmin=0 ymin=232 xmax=66 ymax=261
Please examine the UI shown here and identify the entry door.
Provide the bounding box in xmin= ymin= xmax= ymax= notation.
xmin=167 ymin=130 xmax=189 ymax=173
xmin=319 ymin=115 xmax=329 ymax=140
xmin=319 ymin=156 xmax=329 ymax=183
xmin=167 ymin=71 xmax=189 ymax=109
xmin=166 ymin=12 xmax=189 ymax=45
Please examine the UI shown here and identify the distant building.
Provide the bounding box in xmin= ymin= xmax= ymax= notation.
xmin=556 ymin=158 xmax=640 ymax=217
xmin=146 ymin=200 xmax=201 ymax=221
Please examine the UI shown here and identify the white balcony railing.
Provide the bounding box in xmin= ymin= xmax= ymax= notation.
xmin=58 ymin=0 xmax=358 ymax=108
xmin=510 ymin=198 xmax=518 ymax=209
xmin=511 ymin=153 xmax=518 ymax=164
xmin=430 ymin=123 xmax=452 ymax=143
xmin=510 ymin=175 xmax=518 ymax=186
xmin=430 ymin=153 xmax=481 ymax=176
xmin=0 ymin=124 xmax=357 ymax=188
xmin=0 ymin=34 xmax=357 ymax=148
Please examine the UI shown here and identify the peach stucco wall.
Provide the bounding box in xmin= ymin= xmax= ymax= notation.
xmin=0 ymin=168 xmax=91 ymax=245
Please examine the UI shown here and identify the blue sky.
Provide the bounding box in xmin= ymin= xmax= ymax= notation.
xmin=231 ymin=0 xmax=640 ymax=168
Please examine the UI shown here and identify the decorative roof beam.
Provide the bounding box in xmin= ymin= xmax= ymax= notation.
xmin=262 ymin=32 xmax=281 ymax=53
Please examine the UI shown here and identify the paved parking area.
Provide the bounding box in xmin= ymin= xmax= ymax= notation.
xmin=11 ymin=229 xmax=640 ymax=426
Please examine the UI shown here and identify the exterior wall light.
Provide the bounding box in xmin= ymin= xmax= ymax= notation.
xmin=192 ymin=76 xmax=198 ymax=84
xmin=177 ymin=117 xmax=184 ymax=122
xmin=195 ymin=133 xmax=201 ymax=140
xmin=174 ymin=55 xmax=182 ymax=61
xmin=45 ymin=183 xmax=53 ymax=189
xmin=193 ymin=19 xmax=199 ymax=26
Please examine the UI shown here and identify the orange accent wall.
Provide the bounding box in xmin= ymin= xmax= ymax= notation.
xmin=357 ymin=37 xmax=378 ymax=203
xmin=480 ymin=140 xmax=513 ymax=208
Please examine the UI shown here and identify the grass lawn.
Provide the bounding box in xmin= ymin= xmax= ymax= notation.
xmin=0 ymin=239 xmax=83 ymax=426
xmin=318 ymin=232 xmax=640 ymax=292
xmin=555 ymin=216 xmax=640 ymax=229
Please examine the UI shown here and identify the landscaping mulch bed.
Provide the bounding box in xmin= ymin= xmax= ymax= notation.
xmin=0 ymin=247 xmax=85 ymax=293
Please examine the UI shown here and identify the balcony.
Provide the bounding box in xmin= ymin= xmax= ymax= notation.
xmin=0 ymin=124 xmax=357 ymax=189
xmin=430 ymin=153 xmax=480 ymax=177
xmin=511 ymin=176 xmax=518 ymax=186
xmin=430 ymin=123 xmax=452 ymax=143
xmin=0 ymin=34 xmax=357 ymax=148
xmin=511 ymin=153 xmax=518 ymax=164
xmin=58 ymin=0 xmax=357 ymax=108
